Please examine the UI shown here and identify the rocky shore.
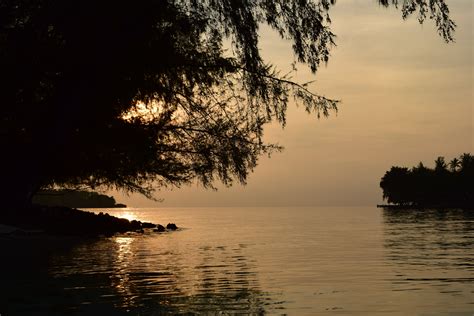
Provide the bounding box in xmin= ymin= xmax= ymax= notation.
xmin=0 ymin=205 xmax=177 ymax=237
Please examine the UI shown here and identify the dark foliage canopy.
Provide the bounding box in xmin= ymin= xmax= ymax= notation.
xmin=380 ymin=154 xmax=474 ymax=207
xmin=0 ymin=0 xmax=456 ymax=206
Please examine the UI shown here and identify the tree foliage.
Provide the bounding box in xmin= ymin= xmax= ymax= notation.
xmin=380 ymin=153 xmax=474 ymax=207
xmin=0 ymin=0 xmax=456 ymax=206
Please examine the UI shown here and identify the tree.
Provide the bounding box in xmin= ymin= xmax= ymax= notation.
xmin=380 ymin=166 xmax=413 ymax=205
xmin=459 ymin=153 xmax=474 ymax=173
xmin=0 ymin=0 xmax=456 ymax=208
xmin=380 ymin=154 xmax=473 ymax=207
xmin=449 ymin=158 xmax=460 ymax=172
xmin=434 ymin=156 xmax=448 ymax=173
xmin=458 ymin=153 xmax=474 ymax=206
xmin=410 ymin=162 xmax=433 ymax=206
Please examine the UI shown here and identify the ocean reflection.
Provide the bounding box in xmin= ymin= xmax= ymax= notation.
xmin=14 ymin=233 xmax=273 ymax=315
xmin=382 ymin=208 xmax=474 ymax=295
xmin=3 ymin=207 xmax=474 ymax=314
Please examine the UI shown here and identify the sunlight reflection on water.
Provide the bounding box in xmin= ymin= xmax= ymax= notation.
xmin=0 ymin=207 xmax=473 ymax=315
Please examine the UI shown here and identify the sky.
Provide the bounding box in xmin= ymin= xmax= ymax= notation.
xmin=113 ymin=1 xmax=473 ymax=207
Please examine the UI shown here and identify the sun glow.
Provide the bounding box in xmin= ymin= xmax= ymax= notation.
xmin=117 ymin=211 xmax=138 ymax=222
xmin=121 ymin=100 xmax=162 ymax=123
xmin=121 ymin=100 xmax=186 ymax=125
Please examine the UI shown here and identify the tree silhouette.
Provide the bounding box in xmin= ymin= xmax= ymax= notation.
xmin=0 ymin=0 xmax=456 ymax=208
xmin=434 ymin=156 xmax=448 ymax=173
xmin=380 ymin=166 xmax=413 ymax=205
xmin=459 ymin=153 xmax=474 ymax=173
xmin=449 ymin=158 xmax=460 ymax=172
xmin=380 ymin=154 xmax=473 ymax=208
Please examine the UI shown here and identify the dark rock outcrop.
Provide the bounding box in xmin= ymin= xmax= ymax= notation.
xmin=141 ymin=222 xmax=156 ymax=228
xmin=166 ymin=223 xmax=178 ymax=230
xmin=0 ymin=205 xmax=157 ymax=237
xmin=154 ymin=224 xmax=166 ymax=232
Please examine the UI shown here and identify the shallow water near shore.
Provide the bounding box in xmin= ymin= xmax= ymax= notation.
xmin=1 ymin=206 xmax=473 ymax=315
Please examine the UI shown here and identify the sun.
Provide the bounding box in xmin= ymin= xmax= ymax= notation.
xmin=117 ymin=211 xmax=138 ymax=222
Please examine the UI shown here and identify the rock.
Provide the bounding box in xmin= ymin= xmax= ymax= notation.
xmin=141 ymin=222 xmax=156 ymax=229
xmin=0 ymin=205 xmax=159 ymax=237
xmin=153 ymin=224 xmax=165 ymax=233
xmin=130 ymin=220 xmax=142 ymax=230
xmin=166 ymin=223 xmax=178 ymax=230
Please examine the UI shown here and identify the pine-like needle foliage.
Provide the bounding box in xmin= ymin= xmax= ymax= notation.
xmin=0 ymin=0 xmax=455 ymax=205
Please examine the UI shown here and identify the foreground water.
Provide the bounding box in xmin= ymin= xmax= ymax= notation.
xmin=1 ymin=207 xmax=473 ymax=315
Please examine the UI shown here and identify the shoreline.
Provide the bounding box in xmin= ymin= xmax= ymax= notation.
xmin=0 ymin=204 xmax=171 ymax=238
xmin=377 ymin=204 xmax=473 ymax=210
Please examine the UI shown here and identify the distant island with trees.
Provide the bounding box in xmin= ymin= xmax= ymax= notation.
xmin=33 ymin=190 xmax=126 ymax=208
xmin=380 ymin=153 xmax=473 ymax=209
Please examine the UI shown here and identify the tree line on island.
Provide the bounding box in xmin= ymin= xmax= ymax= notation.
xmin=380 ymin=153 xmax=474 ymax=208
xmin=32 ymin=189 xmax=126 ymax=208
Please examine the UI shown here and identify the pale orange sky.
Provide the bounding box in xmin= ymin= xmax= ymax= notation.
xmin=114 ymin=1 xmax=473 ymax=207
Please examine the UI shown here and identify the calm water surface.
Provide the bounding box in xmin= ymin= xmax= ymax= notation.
xmin=1 ymin=207 xmax=473 ymax=315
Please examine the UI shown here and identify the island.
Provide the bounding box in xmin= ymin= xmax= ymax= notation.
xmin=33 ymin=189 xmax=127 ymax=208
xmin=379 ymin=153 xmax=473 ymax=209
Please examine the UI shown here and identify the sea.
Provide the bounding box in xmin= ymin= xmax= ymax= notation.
xmin=1 ymin=206 xmax=473 ymax=315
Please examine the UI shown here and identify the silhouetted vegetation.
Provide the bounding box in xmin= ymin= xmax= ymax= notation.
xmin=33 ymin=189 xmax=126 ymax=208
xmin=0 ymin=0 xmax=456 ymax=209
xmin=380 ymin=153 xmax=474 ymax=208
